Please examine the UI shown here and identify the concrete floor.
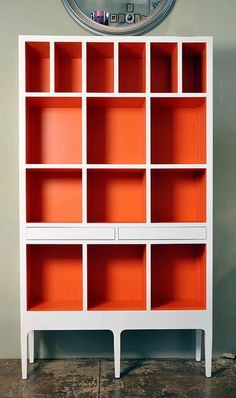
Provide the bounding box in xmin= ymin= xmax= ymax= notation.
xmin=0 ymin=358 xmax=236 ymax=397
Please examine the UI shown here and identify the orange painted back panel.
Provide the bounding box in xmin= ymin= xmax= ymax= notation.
xmin=87 ymin=43 xmax=114 ymax=92
xmin=87 ymin=170 xmax=146 ymax=223
xmin=55 ymin=42 xmax=82 ymax=92
xmin=88 ymin=245 xmax=146 ymax=310
xmin=151 ymin=43 xmax=178 ymax=93
xmin=182 ymin=43 xmax=206 ymax=93
xmin=26 ymin=42 xmax=50 ymax=92
xmin=119 ymin=43 xmax=146 ymax=92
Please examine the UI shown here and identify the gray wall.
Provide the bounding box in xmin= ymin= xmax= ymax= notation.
xmin=0 ymin=0 xmax=236 ymax=359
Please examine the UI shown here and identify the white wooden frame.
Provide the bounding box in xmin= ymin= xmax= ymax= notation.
xmin=19 ymin=35 xmax=213 ymax=379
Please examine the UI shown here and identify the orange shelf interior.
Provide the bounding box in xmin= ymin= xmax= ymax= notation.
xmin=26 ymin=42 xmax=50 ymax=92
xmin=87 ymin=169 xmax=146 ymax=223
xmin=151 ymin=169 xmax=206 ymax=222
xmin=87 ymin=42 xmax=114 ymax=92
xmin=182 ymin=43 xmax=206 ymax=93
xmin=119 ymin=43 xmax=146 ymax=93
xmin=26 ymin=97 xmax=82 ymax=164
xmin=87 ymin=98 xmax=146 ymax=164
xmin=151 ymin=244 xmax=206 ymax=310
xmin=88 ymin=245 xmax=146 ymax=311
xmin=151 ymin=43 xmax=177 ymax=93
xmin=55 ymin=42 xmax=82 ymax=92
xmin=151 ymin=98 xmax=206 ymax=164
xmin=27 ymin=245 xmax=83 ymax=311
xmin=26 ymin=169 xmax=82 ymax=223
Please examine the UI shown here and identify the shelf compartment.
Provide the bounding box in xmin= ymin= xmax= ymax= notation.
xmin=55 ymin=42 xmax=82 ymax=92
xmin=119 ymin=43 xmax=146 ymax=93
xmin=151 ymin=244 xmax=206 ymax=310
xmin=26 ymin=169 xmax=82 ymax=223
xmin=88 ymin=244 xmax=146 ymax=310
xmin=151 ymin=98 xmax=206 ymax=164
xmin=151 ymin=43 xmax=178 ymax=93
xmin=26 ymin=42 xmax=50 ymax=92
xmin=182 ymin=43 xmax=206 ymax=93
xmin=87 ymin=169 xmax=146 ymax=223
xmin=87 ymin=42 xmax=114 ymax=92
xmin=151 ymin=169 xmax=206 ymax=222
xmin=87 ymin=98 xmax=146 ymax=164
xmin=26 ymin=97 xmax=82 ymax=164
xmin=27 ymin=244 xmax=83 ymax=311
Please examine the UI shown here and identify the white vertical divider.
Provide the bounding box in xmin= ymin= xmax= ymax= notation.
xmin=82 ymin=41 xmax=87 ymax=224
xmin=146 ymin=243 xmax=151 ymax=310
xmin=146 ymin=41 xmax=151 ymax=94
xmin=82 ymin=243 xmax=88 ymax=311
xmin=177 ymin=40 xmax=182 ymax=93
xmin=114 ymin=40 xmax=119 ymax=94
xmin=146 ymin=40 xmax=151 ymax=224
xmin=50 ymin=40 xmax=55 ymax=93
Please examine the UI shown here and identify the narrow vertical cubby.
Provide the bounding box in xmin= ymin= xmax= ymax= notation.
xmin=151 ymin=43 xmax=178 ymax=93
xmin=26 ymin=97 xmax=82 ymax=164
xmin=151 ymin=169 xmax=206 ymax=222
xmin=87 ymin=97 xmax=146 ymax=164
xmin=26 ymin=42 xmax=50 ymax=92
xmin=26 ymin=169 xmax=82 ymax=223
xmin=55 ymin=42 xmax=82 ymax=92
xmin=119 ymin=43 xmax=146 ymax=93
xmin=151 ymin=244 xmax=206 ymax=310
xmin=182 ymin=43 xmax=206 ymax=93
xmin=88 ymin=245 xmax=146 ymax=310
xmin=87 ymin=42 xmax=114 ymax=92
xmin=27 ymin=244 xmax=83 ymax=311
xmin=151 ymin=98 xmax=206 ymax=164
xmin=87 ymin=169 xmax=146 ymax=223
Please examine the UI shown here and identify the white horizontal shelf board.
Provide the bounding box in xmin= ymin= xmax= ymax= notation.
xmin=119 ymin=227 xmax=206 ymax=240
xmin=26 ymin=239 xmax=207 ymax=245
xmin=25 ymin=164 xmax=207 ymax=170
xmin=26 ymin=227 xmax=115 ymax=240
xmin=86 ymin=164 xmax=146 ymax=169
xmin=26 ymin=222 xmax=207 ymax=228
xmin=25 ymin=92 xmax=207 ymax=98
xmin=150 ymin=93 xmax=207 ymax=98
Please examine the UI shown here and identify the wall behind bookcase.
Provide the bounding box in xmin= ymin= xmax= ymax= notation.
xmin=0 ymin=0 xmax=235 ymax=358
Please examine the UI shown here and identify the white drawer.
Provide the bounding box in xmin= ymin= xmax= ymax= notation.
xmin=26 ymin=227 xmax=115 ymax=240
xmin=118 ymin=227 xmax=206 ymax=240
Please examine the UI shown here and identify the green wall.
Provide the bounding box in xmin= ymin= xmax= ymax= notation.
xmin=0 ymin=0 xmax=235 ymax=358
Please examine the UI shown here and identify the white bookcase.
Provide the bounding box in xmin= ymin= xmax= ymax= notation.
xmin=19 ymin=35 xmax=213 ymax=379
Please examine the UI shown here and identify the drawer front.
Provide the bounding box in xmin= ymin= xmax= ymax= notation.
xmin=26 ymin=227 xmax=115 ymax=240
xmin=118 ymin=227 xmax=206 ymax=240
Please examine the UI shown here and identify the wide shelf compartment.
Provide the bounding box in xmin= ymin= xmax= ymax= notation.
xmin=88 ymin=245 xmax=146 ymax=311
xmin=151 ymin=169 xmax=206 ymax=222
xmin=119 ymin=43 xmax=146 ymax=93
xmin=26 ymin=42 xmax=50 ymax=92
xmin=55 ymin=42 xmax=82 ymax=92
xmin=151 ymin=244 xmax=206 ymax=310
xmin=87 ymin=42 xmax=114 ymax=92
xmin=26 ymin=97 xmax=82 ymax=164
xmin=27 ymin=244 xmax=83 ymax=311
xmin=151 ymin=43 xmax=177 ymax=93
xmin=87 ymin=97 xmax=146 ymax=164
xmin=87 ymin=169 xmax=146 ymax=223
xmin=182 ymin=43 xmax=206 ymax=93
xmin=26 ymin=169 xmax=82 ymax=223
xmin=151 ymin=98 xmax=206 ymax=164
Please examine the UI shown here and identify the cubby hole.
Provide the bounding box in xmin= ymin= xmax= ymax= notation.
xmin=27 ymin=244 xmax=83 ymax=311
xmin=151 ymin=98 xmax=206 ymax=164
xmin=87 ymin=42 xmax=114 ymax=92
xmin=151 ymin=244 xmax=206 ymax=310
xmin=26 ymin=42 xmax=50 ymax=92
xmin=87 ymin=169 xmax=146 ymax=223
xmin=119 ymin=43 xmax=146 ymax=93
xmin=151 ymin=169 xmax=206 ymax=222
xmin=55 ymin=42 xmax=82 ymax=92
xmin=182 ymin=43 xmax=206 ymax=93
xmin=151 ymin=43 xmax=178 ymax=93
xmin=26 ymin=169 xmax=82 ymax=223
xmin=26 ymin=97 xmax=82 ymax=164
xmin=88 ymin=245 xmax=146 ymax=310
xmin=87 ymin=98 xmax=146 ymax=164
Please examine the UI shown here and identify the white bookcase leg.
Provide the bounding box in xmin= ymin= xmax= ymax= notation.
xmin=204 ymin=329 xmax=212 ymax=378
xmin=28 ymin=330 xmax=34 ymax=364
xmin=21 ymin=330 xmax=28 ymax=379
xmin=195 ymin=329 xmax=202 ymax=362
xmin=113 ymin=331 xmax=121 ymax=379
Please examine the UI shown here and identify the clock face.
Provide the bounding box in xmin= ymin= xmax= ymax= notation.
xmin=62 ymin=0 xmax=176 ymax=35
